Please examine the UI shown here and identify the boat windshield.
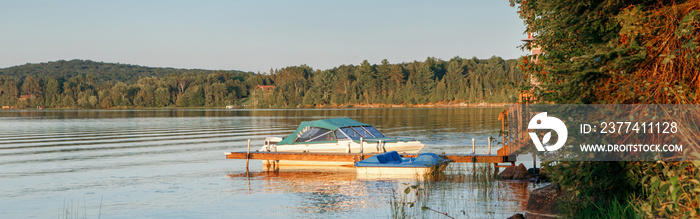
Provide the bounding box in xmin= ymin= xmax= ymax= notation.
xmin=363 ymin=126 xmax=384 ymax=138
xmin=338 ymin=126 xmax=384 ymax=140
xmin=295 ymin=127 xmax=336 ymax=142
xmin=335 ymin=129 xmax=351 ymax=140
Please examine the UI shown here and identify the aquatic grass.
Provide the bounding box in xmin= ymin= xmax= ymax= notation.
xmin=59 ymin=196 xmax=103 ymax=219
xmin=389 ymin=189 xmax=409 ymax=219
xmin=389 ymin=163 xmax=521 ymax=218
xmin=60 ymin=198 xmax=86 ymax=219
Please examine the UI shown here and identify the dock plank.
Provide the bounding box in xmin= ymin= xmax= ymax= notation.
xmin=226 ymin=151 xmax=509 ymax=163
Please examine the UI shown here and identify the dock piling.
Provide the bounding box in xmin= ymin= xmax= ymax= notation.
xmin=488 ymin=137 xmax=491 ymax=155
xmin=246 ymin=140 xmax=251 ymax=192
xmin=360 ymin=137 xmax=364 ymax=160
xmin=472 ymin=138 xmax=476 ymax=163
xmin=246 ymin=139 xmax=251 ymax=171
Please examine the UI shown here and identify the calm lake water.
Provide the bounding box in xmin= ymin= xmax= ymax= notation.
xmin=0 ymin=108 xmax=543 ymax=218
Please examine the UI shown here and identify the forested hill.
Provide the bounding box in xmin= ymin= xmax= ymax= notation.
xmin=0 ymin=56 xmax=525 ymax=109
xmin=0 ymin=59 xmax=250 ymax=84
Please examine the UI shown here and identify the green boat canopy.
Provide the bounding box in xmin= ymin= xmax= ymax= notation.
xmin=277 ymin=117 xmax=386 ymax=145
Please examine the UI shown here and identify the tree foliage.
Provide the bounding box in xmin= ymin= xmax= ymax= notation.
xmin=0 ymin=58 xmax=523 ymax=109
xmin=510 ymin=0 xmax=700 ymax=217
xmin=252 ymin=57 xmax=525 ymax=108
xmin=0 ymin=59 xmax=248 ymax=84
xmin=0 ymin=60 xmax=252 ymax=108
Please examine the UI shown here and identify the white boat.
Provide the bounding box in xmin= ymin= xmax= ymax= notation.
xmin=355 ymin=151 xmax=451 ymax=179
xmin=259 ymin=117 xmax=425 ymax=167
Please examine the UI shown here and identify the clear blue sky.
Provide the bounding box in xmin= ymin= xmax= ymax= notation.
xmin=1 ymin=0 xmax=527 ymax=73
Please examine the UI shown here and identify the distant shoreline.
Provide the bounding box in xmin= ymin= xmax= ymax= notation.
xmin=309 ymin=102 xmax=512 ymax=108
xmin=0 ymin=102 xmax=513 ymax=110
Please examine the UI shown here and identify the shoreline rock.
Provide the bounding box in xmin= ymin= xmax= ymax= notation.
xmin=497 ymin=163 xmax=532 ymax=180
xmin=507 ymin=213 xmax=525 ymax=219
xmin=524 ymin=184 xmax=563 ymax=219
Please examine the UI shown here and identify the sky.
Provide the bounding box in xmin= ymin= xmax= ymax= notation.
xmin=1 ymin=0 xmax=527 ymax=73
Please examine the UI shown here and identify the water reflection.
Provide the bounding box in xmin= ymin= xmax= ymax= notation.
xmin=226 ymin=162 xmax=542 ymax=218
xmin=227 ymin=168 xmax=379 ymax=215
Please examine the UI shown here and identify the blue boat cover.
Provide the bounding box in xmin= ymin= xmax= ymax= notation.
xmin=354 ymin=151 xmax=450 ymax=167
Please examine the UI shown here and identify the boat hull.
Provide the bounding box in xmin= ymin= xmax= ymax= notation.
xmin=260 ymin=140 xmax=425 ymax=167
xmin=355 ymin=163 xmax=449 ymax=179
xmin=353 ymin=151 xmax=451 ymax=178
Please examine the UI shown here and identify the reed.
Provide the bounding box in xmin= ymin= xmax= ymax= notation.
xmin=59 ymin=196 xmax=103 ymax=219
xmin=388 ymin=163 xmax=510 ymax=218
xmin=389 ymin=189 xmax=409 ymax=219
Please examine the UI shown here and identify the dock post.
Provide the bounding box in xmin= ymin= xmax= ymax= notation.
xmin=379 ymin=139 xmax=384 ymax=152
xmin=488 ymin=137 xmax=491 ymax=155
xmin=246 ymin=139 xmax=251 ymax=171
xmin=472 ymin=138 xmax=476 ymax=163
xmin=360 ymin=137 xmax=364 ymax=160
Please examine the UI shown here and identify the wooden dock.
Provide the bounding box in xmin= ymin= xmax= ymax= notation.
xmin=226 ymin=151 xmax=513 ymax=164
xmin=226 ymin=104 xmax=530 ymax=170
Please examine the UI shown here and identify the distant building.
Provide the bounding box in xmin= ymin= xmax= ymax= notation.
xmin=255 ymin=85 xmax=275 ymax=91
xmin=18 ymin=95 xmax=35 ymax=101
xmin=521 ymin=32 xmax=542 ymax=87
xmin=251 ymin=85 xmax=275 ymax=108
xmin=521 ymin=32 xmax=542 ymax=63
xmin=520 ymin=32 xmax=543 ymax=104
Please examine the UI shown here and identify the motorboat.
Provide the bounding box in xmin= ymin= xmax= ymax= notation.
xmin=259 ymin=117 xmax=425 ymax=166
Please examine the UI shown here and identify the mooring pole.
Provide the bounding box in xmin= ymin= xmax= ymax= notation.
xmin=533 ymin=153 xmax=537 ymax=170
xmin=488 ymin=137 xmax=491 ymax=155
xmin=360 ymin=137 xmax=364 ymax=160
xmin=472 ymin=138 xmax=476 ymax=163
xmin=246 ymin=141 xmax=251 ymax=192
xmin=246 ymin=139 xmax=251 ymax=171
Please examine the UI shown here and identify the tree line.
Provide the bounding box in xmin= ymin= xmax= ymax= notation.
xmin=0 ymin=57 xmax=524 ymax=109
xmin=0 ymin=60 xmax=251 ymax=108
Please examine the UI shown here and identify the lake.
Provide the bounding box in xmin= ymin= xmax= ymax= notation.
xmin=0 ymin=108 xmax=543 ymax=218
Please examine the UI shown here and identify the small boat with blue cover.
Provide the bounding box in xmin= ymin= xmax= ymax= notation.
xmin=355 ymin=151 xmax=451 ymax=177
